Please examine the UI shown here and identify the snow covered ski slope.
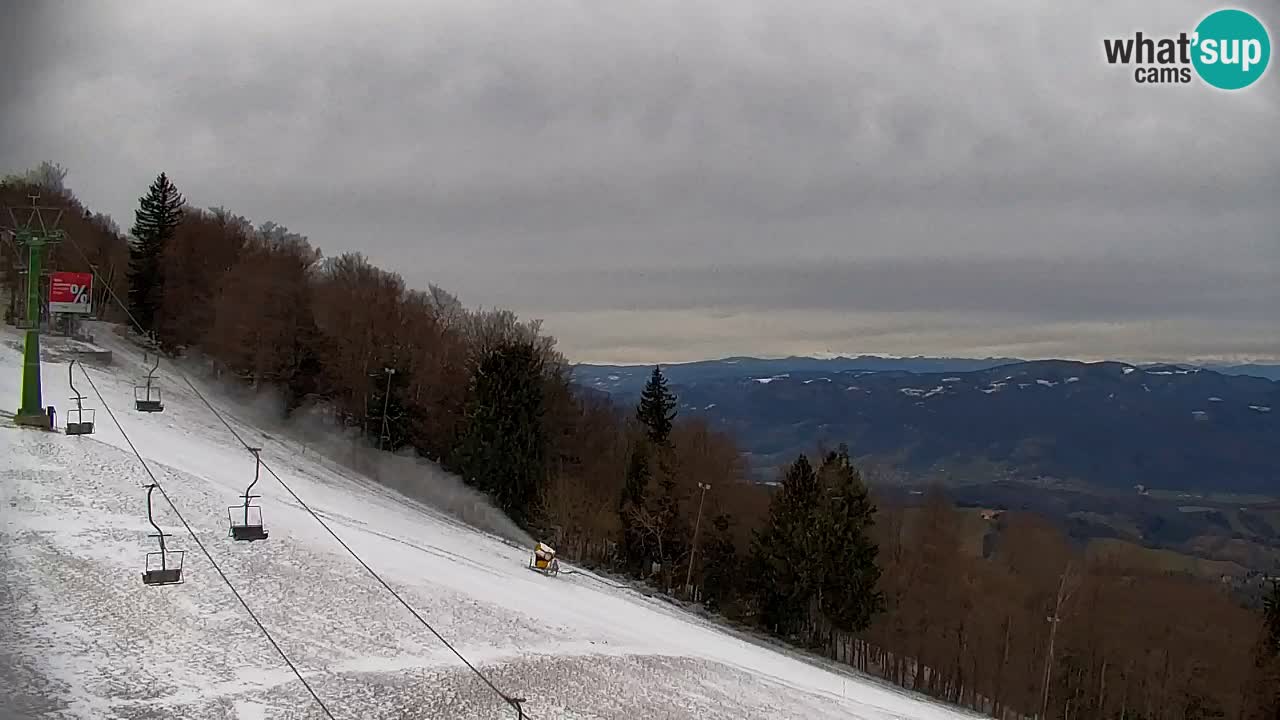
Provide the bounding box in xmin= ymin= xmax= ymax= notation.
xmin=0 ymin=325 xmax=975 ymax=720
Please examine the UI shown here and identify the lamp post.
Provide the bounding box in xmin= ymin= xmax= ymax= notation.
xmin=378 ymin=367 xmax=395 ymax=451
xmin=684 ymin=481 xmax=712 ymax=595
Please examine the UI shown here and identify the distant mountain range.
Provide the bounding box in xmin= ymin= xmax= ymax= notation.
xmin=573 ymin=355 xmax=1280 ymax=396
xmin=572 ymin=356 xmax=1279 ymax=495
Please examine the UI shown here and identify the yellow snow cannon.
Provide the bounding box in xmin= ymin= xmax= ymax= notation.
xmin=529 ymin=542 xmax=560 ymax=577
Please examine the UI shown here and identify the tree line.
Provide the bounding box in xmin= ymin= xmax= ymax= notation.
xmin=3 ymin=167 xmax=1278 ymax=719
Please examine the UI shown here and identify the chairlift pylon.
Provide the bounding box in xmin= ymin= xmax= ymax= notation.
xmin=142 ymin=483 xmax=185 ymax=586
xmin=134 ymin=352 xmax=164 ymax=413
xmin=228 ymin=448 xmax=269 ymax=542
xmin=65 ymin=357 xmax=95 ymax=435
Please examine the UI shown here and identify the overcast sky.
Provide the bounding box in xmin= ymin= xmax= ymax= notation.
xmin=4 ymin=0 xmax=1277 ymax=364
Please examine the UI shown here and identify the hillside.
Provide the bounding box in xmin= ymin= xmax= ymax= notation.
xmin=573 ymin=355 xmax=1024 ymax=395
xmin=0 ymin=324 xmax=970 ymax=720
xmin=585 ymin=359 xmax=1278 ymax=495
xmin=573 ymin=356 xmax=1280 ymax=395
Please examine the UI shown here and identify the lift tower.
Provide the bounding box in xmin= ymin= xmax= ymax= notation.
xmin=8 ymin=195 xmax=64 ymax=429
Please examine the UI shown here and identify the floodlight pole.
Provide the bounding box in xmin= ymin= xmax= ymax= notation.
xmin=684 ymin=481 xmax=712 ymax=594
xmin=9 ymin=195 xmax=64 ymax=429
xmin=378 ymin=367 xmax=395 ymax=451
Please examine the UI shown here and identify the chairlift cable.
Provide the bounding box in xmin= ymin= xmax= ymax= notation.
xmin=178 ymin=374 xmax=534 ymax=719
xmin=74 ymin=364 xmax=339 ymax=720
xmin=63 ymin=232 xmax=535 ymax=719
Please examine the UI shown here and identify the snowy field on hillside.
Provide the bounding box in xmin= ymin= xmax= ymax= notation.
xmin=0 ymin=324 xmax=972 ymax=720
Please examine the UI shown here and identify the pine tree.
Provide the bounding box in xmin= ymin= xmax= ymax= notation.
xmin=652 ymin=445 xmax=686 ymax=586
xmin=814 ymin=445 xmax=884 ymax=633
xmin=127 ymin=172 xmax=184 ymax=335
xmin=619 ymin=365 xmax=679 ymax=577
xmin=700 ymin=513 xmax=739 ymax=613
xmin=452 ymin=340 xmax=548 ymax=526
xmin=748 ymin=447 xmax=884 ymax=639
xmin=636 ymin=365 xmax=677 ymax=446
xmin=619 ymin=444 xmax=652 ymax=574
xmin=749 ymin=453 xmax=822 ymax=636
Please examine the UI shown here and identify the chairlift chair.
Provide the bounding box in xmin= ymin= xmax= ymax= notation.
xmin=134 ymin=352 xmax=164 ymax=413
xmin=142 ymin=484 xmax=185 ymax=586
xmin=228 ymin=448 xmax=269 ymax=542
xmin=65 ymin=358 xmax=96 ymax=435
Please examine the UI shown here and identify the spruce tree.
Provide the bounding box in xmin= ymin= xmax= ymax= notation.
xmin=814 ymin=445 xmax=884 ymax=632
xmin=699 ymin=513 xmax=739 ymax=612
xmin=127 ymin=172 xmax=184 ymax=335
xmin=619 ymin=365 xmax=679 ymax=576
xmin=749 ymin=447 xmax=885 ymax=638
xmin=452 ymin=340 xmax=548 ymax=526
xmin=619 ymin=445 xmax=652 ymax=574
xmin=749 ymin=453 xmax=822 ymax=636
xmin=652 ymin=446 xmax=686 ymax=585
xmin=636 ymin=365 xmax=677 ymax=446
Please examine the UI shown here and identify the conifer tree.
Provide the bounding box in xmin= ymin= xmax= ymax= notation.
xmin=814 ymin=445 xmax=884 ymax=632
xmin=749 ymin=447 xmax=884 ymax=639
xmin=620 ymin=365 xmax=681 ymax=576
xmin=452 ymin=340 xmax=548 ymax=526
xmin=652 ymin=445 xmax=686 ymax=584
xmin=127 ymin=172 xmax=184 ymax=336
xmin=699 ymin=513 xmax=740 ymax=612
xmin=636 ymin=365 xmax=677 ymax=446
xmin=619 ymin=444 xmax=652 ymax=574
xmin=750 ymin=453 xmax=822 ymax=635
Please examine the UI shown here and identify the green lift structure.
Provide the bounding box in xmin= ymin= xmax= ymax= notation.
xmin=8 ymin=196 xmax=64 ymax=430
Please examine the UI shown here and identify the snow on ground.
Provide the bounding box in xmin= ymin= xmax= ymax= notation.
xmin=0 ymin=325 xmax=973 ymax=720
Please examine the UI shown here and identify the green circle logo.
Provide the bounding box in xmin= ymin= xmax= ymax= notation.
xmin=1192 ymin=9 xmax=1271 ymax=90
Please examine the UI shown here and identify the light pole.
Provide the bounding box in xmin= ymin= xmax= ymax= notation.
xmin=685 ymin=481 xmax=712 ymax=595
xmin=1041 ymin=563 xmax=1076 ymax=717
xmin=378 ymin=367 xmax=395 ymax=451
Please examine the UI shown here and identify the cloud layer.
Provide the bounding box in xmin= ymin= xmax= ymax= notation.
xmin=3 ymin=0 xmax=1277 ymax=363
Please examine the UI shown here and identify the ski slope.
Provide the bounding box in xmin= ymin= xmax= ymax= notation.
xmin=0 ymin=324 xmax=974 ymax=720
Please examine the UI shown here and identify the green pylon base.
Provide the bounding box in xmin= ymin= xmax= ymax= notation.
xmin=12 ymin=411 xmax=53 ymax=430
xmin=16 ymin=329 xmax=49 ymax=429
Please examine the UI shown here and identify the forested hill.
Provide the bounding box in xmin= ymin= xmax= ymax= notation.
xmin=581 ymin=359 xmax=1280 ymax=494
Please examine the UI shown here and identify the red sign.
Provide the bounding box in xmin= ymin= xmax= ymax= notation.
xmin=50 ymin=271 xmax=93 ymax=315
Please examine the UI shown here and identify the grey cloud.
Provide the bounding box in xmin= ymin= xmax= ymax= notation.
xmin=549 ymin=309 xmax=1280 ymax=366
xmin=475 ymin=256 xmax=1279 ymax=321
xmin=2 ymin=0 xmax=1277 ymax=363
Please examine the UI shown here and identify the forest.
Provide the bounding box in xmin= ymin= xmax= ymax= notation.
xmin=3 ymin=164 xmax=1278 ymax=719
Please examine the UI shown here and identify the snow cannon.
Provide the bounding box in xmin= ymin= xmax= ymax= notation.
xmin=528 ymin=541 xmax=560 ymax=577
